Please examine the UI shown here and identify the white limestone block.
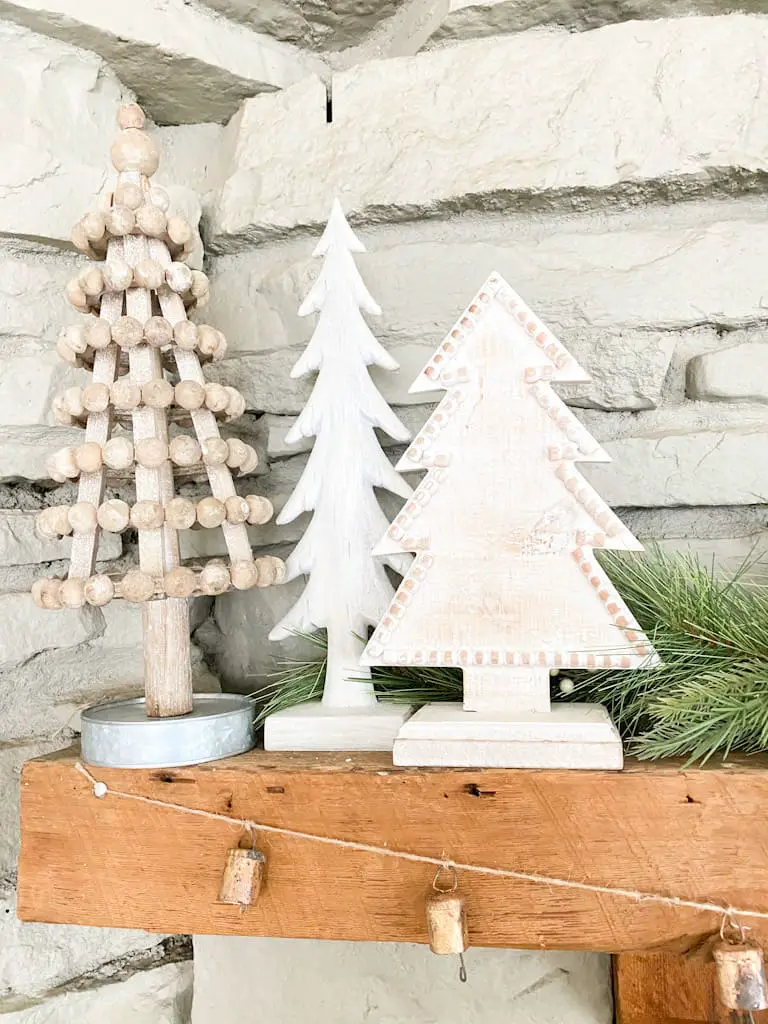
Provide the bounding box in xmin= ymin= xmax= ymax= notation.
xmin=210 ymin=16 xmax=768 ymax=242
xmin=687 ymin=342 xmax=768 ymax=402
xmin=0 ymin=0 xmax=328 ymax=125
xmin=0 ymin=426 xmax=84 ymax=482
xmin=0 ymin=353 xmax=85 ymax=426
xmin=2 ymin=961 xmax=192 ymax=1023
xmin=0 ymin=511 xmax=120 ymax=566
xmin=264 ymin=701 xmax=413 ymax=751
xmin=0 ymin=248 xmax=82 ymax=348
xmin=0 ymin=592 xmax=102 ymax=668
xmin=393 ymin=702 xmax=623 ymax=768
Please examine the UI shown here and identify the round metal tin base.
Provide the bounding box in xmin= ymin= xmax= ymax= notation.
xmin=81 ymin=694 xmax=255 ymax=769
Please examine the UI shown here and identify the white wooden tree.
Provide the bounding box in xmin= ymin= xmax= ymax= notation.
xmin=362 ymin=272 xmax=659 ymax=768
xmin=266 ymin=200 xmax=413 ymax=750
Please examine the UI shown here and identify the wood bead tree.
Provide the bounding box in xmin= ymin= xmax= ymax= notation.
xmin=33 ymin=103 xmax=283 ymax=726
xmin=362 ymin=272 xmax=659 ymax=768
xmin=265 ymin=200 xmax=413 ymax=751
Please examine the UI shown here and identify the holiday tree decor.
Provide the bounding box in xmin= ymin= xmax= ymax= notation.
xmin=265 ymin=199 xmax=414 ymax=751
xmin=33 ymin=103 xmax=283 ymax=769
xmin=362 ymin=272 xmax=659 ymax=768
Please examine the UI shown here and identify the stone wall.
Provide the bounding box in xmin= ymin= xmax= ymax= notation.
xmin=0 ymin=3 xmax=766 ymax=1020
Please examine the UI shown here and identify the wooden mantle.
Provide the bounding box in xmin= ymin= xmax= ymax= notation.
xmin=17 ymin=746 xmax=768 ymax=953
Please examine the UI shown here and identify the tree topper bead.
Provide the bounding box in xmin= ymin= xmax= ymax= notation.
xmin=144 ymin=316 xmax=173 ymax=349
xmin=135 ymin=438 xmax=169 ymax=469
xmin=164 ymin=567 xmax=197 ymax=599
xmin=71 ymin=221 xmax=93 ymax=255
xmin=110 ymin=128 xmax=159 ymax=176
xmin=97 ymin=499 xmax=130 ymax=533
xmin=197 ymin=497 xmax=226 ymax=529
xmin=102 ymin=436 xmax=134 ymax=470
xmin=68 ymin=502 xmax=98 ymax=534
xmin=60 ymin=577 xmax=86 ymax=609
xmin=199 ymin=561 xmax=230 ymax=596
xmin=56 ymin=337 xmax=79 ymax=367
xmin=64 ymin=324 xmax=88 ymax=354
xmin=65 ymin=278 xmax=88 ymax=311
xmin=84 ymin=574 xmax=115 ymax=607
xmin=121 ymin=569 xmax=155 ymax=603
xmin=130 ymin=500 xmax=164 ymax=530
xmin=190 ymin=270 xmax=210 ymax=301
xmin=111 ymin=316 xmax=144 ymax=349
xmin=165 ymin=497 xmax=196 ymax=530
xmin=169 ymin=435 xmax=202 ymax=467
xmin=246 ymin=495 xmax=273 ymax=526
xmin=196 ymin=325 xmax=219 ymax=359
xmin=224 ymin=387 xmax=246 ymax=420
xmin=117 ymin=103 xmax=146 ymax=130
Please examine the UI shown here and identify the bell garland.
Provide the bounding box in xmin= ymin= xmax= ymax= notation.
xmin=258 ymin=548 xmax=768 ymax=764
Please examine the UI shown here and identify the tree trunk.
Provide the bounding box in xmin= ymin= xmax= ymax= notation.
xmin=143 ymin=597 xmax=193 ymax=717
xmin=323 ymin=627 xmax=377 ymax=708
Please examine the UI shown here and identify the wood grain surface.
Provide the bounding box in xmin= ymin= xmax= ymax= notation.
xmin=17 ymin=748 xmax=768 ymax=951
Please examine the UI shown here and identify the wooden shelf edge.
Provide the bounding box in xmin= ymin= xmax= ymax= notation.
xmin=18 ymin=745 xmax=768 ymax=951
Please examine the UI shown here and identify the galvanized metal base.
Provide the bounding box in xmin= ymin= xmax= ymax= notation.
xmin=80 ymin=694 xmax=255 ymax=769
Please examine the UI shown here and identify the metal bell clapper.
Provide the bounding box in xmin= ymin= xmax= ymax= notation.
xmin=426 ymin=863 xmax=469 ymax=982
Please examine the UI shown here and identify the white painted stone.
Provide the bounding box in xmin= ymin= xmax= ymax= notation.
xmin=0 ymin=1 xmax=328 ymax=125
xmin=2 ymin=961 xmax=192 ymax=1023
xmin=0 ymin=886 xmax=164 ymax=1003
xmin=0 ymin=354 xmax=85 ymax=427
xmin=429 ymin=0 xmax=761 ymax=45
xmin=0 ymin=511 xmax=120 ymax=566
xmin=0 ymin=249 xmax=81 ymax=352
xmin=192 ymin=935 xmax=612 ymax=1024
xmin=210 ymin=16 xmax=768 ymax=242
xmin=264 ymin=701 xmax=414 ymax=751
xmin=687 ymin=342 xmax=768 ymax=402
xmin=0 ymin=427 xmax=84 ymax=483
xmin=0 ymin=593 xmax=101 ymax=669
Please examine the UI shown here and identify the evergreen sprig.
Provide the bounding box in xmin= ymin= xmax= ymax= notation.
xmin=256 ymin=549 xmax=768 ymax=763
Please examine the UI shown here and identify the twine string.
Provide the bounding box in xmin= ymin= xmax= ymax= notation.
xmin=74 ymin=762 xmax=768 ymax=925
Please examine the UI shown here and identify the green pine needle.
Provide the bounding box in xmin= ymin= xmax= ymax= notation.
xmin=257 ymin=549 xmax=768 ymax=763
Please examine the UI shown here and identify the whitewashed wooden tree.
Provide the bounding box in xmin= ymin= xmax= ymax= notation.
xmin=266 ymin=200 xmax=413 ymax=749
xmin=33 ymin=104 xmax=282 ymax=721
xmin=362 ymin=272 xmax=659 ymax=768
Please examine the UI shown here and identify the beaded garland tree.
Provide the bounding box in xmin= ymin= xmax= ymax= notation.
xmin=32 ymin=103 xmax=283 ymax=722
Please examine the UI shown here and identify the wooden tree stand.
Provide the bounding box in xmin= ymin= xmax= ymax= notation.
xmin=18 ymin=747 xmax=768 ymax=1022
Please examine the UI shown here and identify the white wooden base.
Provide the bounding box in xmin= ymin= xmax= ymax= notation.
xmin=392 ymin=702 xmax=623 ymax=769
xmin=263 ymin=702 xmax=414 ymax=752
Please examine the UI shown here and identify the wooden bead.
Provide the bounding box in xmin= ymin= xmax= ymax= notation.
xmin=84 ymin=320 xmax=112 ymax=351
xmin=196 ymin=497 xmax=226 ymax=529
xmin=84 ymin=573 xmax=114 ymax=607
xmin=166 ymin=216 xmax=192 ymax=247
xmin=133 ymin=259 xmax=164 ymax=291
xmin=117 ymin=103 xmax=146 ymax=130
xmin=169 ymin=435 xmax=201 ymax=467
xmin=245 ymin=495 xmax=273 ymax=526
xmin=199 ymin=561 xmax=230 ymax=595
xmin=65 ymin=278 xmax=88 ymax=310
xmin=60 ymin=577 xmax=86 ymax=609
xmin=224 ymin=387 xmax=246 ymax=420
xmin=81 ymin=212 xmax=107 ymax=243
xmin=144 ymin=316 xmax=173 ymax=348
xmin=75 ymin=442 xmax=103 ymax=474
xmin=62 ymin=386 xmax=85 ymax=417
xmin=36 ymin=505 xmax=71 ymax=539
xmin=226 ymin=438 xmax=249 ymax=469
xmin=81 ymin=383 xmax=110 ymax=413
xmin=254 ymin=555 xmax=286 ymax=587
xmin=190 ymin=270 xmax=210 ymax=300
xmin=71 ymin=221 xmax=92 ymax=255
xmin=97 ymin=499 xmax=130 ymax=533
xmin=32 ymin=577 xmax=63 ymax=610
xmin=64 ymin=324 xmax=88 ymax=354
xmin=103 ymin=258 xmax=133 ymax=292
xmin=113 ymin=182 xmax=143 ymax=210
xmin=196 ymin=325 xmax=219 ymax=359
xmin=202 ymin=437 xmax=229 ymax=465
xmin=52 ymin=397 xmax=73 ymax=426
xmin=49 ymin=447 xmax=79 ymax=479
xmin=110 ymin=378 xmax=141 ymax=411
xmin=230 ymin=560 xmax=260 ymax=591
xmin=102 ymin=436 xmax=134 ymax=470
xmin=80 ymin=267 xmax=105 ymax=298
xmin=68 ymin=502 xmax=98 ymax=534
xmin=164 ymin=567 xmax=197 ymax=598
xmin=110 ymin=129 xmax=159 ymax=176
xmin=239 ymin=445 xmax=259 ymax=475
xmin=211 ymin=331 xmax=228 ymax=361
xmin=130 ymin=500 xmax=164 ymax=530
xmin=55 ymin=337 xmax=79 ymax=367
xmin=105 ymin=204 xmax=135 ymax=236
xmin=148 ymin=186 xmax=170 ymax=212
xmin=142 ymin=378 xmax=174 ymax=408
xmin=121 ymin=569 xmax=155 ymax=603
xmin=225 ymin=495 xmax=250 ymax=524
xmin=111 ymin=316 xmax=143 ymax=349
xmin=165 ymin=262 xmax=193 ymax=294
xmin=204 ymin=382 xmax=229 ymax=413
xmin=173 ymin=320 xmax=198 ymax=351
xmin=175 ymin=380 xmax=205 ymax=410
xmin=165 ymin=497 xmax=196 ymax=530
xmin=135 ymin=204 xmax=167 ymax=238
xmin=134 ymin=438 xmax=169 ymax=468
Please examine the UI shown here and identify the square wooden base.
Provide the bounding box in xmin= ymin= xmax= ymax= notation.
xmin=263 ymin=701 xmax=414 ymax=751
xmin=393 ymin=702 xmax=624 ymax=768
